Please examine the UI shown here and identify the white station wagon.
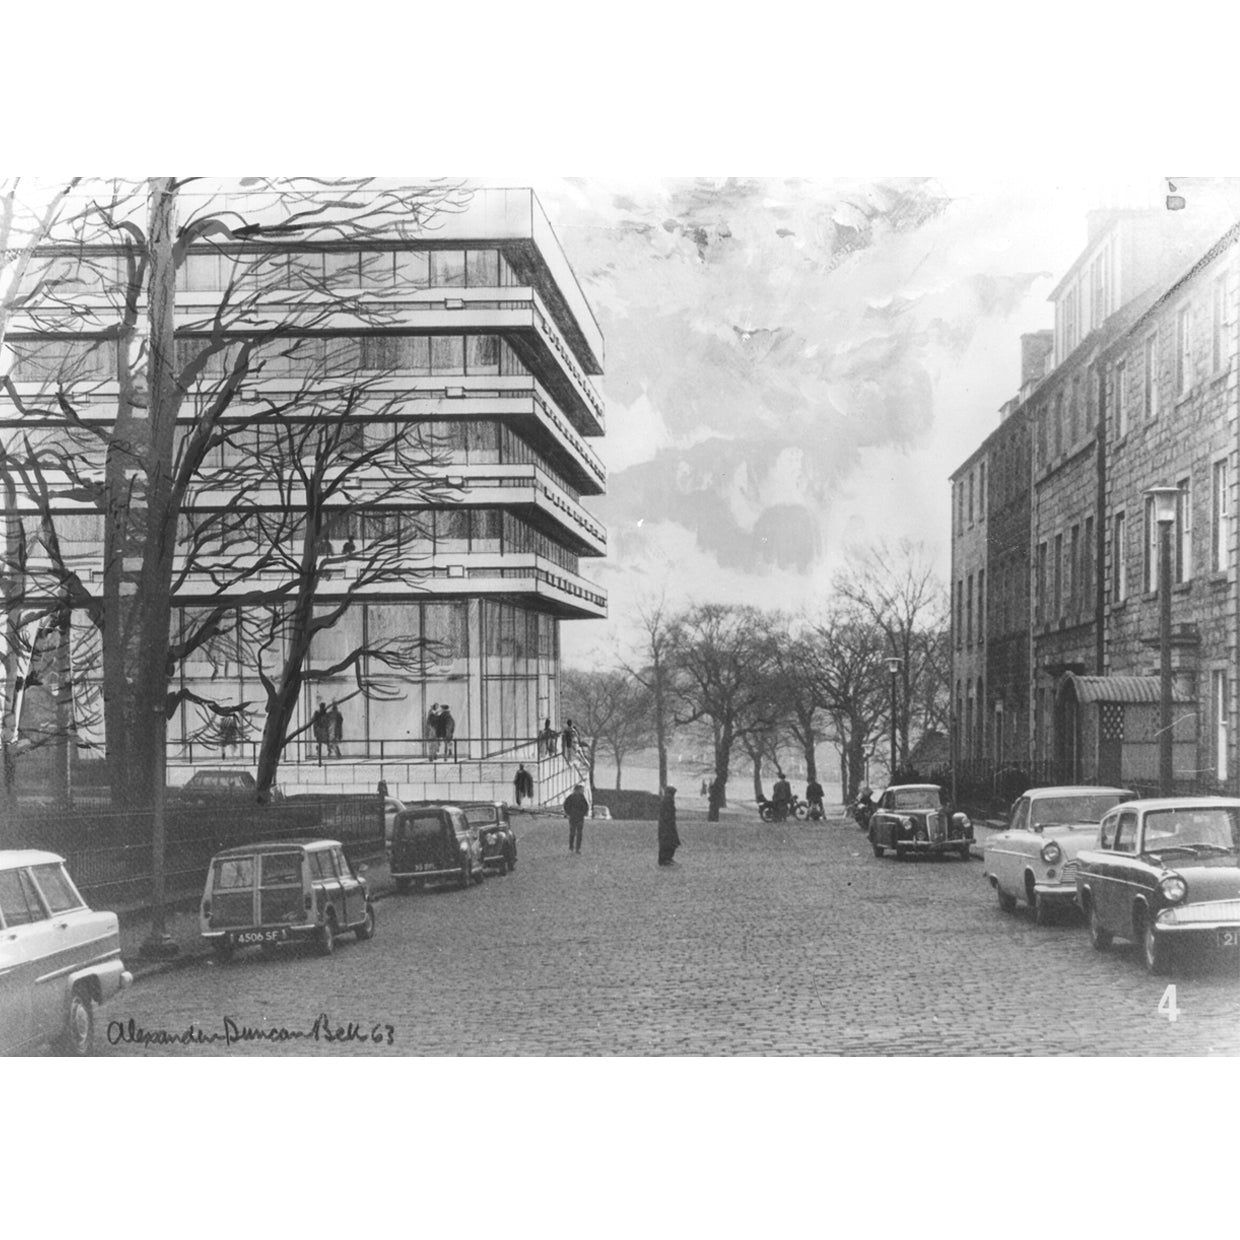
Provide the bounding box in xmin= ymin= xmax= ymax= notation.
xmin=0 ymin=850 xmax=133 ymax=1055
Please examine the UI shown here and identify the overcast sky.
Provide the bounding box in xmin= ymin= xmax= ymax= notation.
xmin=524 ymin=176 xmax=1190 ymax=667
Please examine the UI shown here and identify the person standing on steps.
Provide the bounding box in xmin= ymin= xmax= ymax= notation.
xmin=563 ymin=782 xmax=589 ymax=854
xmin=426 ymin=703 xmax=442 ymax=760
xmin=657 ymin=785 xmax=680 ymax=865
xmin=440 ymin=705 xmax=456 ymax=761
xmin=326 ymin=701 xmax=343 ymax=758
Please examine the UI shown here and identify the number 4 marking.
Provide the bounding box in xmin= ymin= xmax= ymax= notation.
xmin=1158 ymin=984 xmax=1179 ymax=1023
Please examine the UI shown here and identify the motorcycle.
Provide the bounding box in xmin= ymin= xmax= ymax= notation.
xmin=758 ymin=795 xmax=809 ymax=823
xmin=848 ymin=799 xmax=874 ymax=831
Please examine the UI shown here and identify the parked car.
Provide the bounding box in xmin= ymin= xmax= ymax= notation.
xmin=869 ymin=784 xmax=973 ymax=860
xmin=1075 ymin=797 xmax=1240 ymax=973
xmin=388 ymin=804 xmax=484 ymax=892
xmin=0 ymin=849 xmax=133 ymax=1055
xmin=983 ymin=785 xmax=1133 ymax=923
xmin=460 ymin=802 xmax=518 ymax=875
xmin=173 ymin=768 xmax=283 ymax=806
xmin=199 ymin=838 xmax=375 ymax=961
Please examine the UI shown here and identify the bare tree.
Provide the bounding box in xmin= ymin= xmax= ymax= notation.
xmin=802 ymin=607 xmax=889 ymax=801
xmin=666 ymin=603 xmax=777 ymax=821
xmin=1 ymin=177 xmax=469 ymax=943
xmin=621 ymin=595 xmax=676 ymax=790
xmin=833 ymin=538 xmax=949 ymax=769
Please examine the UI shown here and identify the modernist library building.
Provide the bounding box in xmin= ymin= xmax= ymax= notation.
xmin=2 ymin=185 xmax=607 ymax=801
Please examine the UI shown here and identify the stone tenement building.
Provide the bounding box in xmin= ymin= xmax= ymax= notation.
xmin=952 ymin=201 xmax=1240 ymax=793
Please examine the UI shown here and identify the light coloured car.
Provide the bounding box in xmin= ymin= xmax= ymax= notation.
xmin=0 ymin=849 xmax=132 ymax=1055
xmin=983 ymin=785 xmax=1133 ymax=923
xmin=1075 ymin=797 xmax=1240 ymax=973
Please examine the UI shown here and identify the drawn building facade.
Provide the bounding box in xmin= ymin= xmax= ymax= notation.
xmin=1 ymin=186 xmax=606 ymax=804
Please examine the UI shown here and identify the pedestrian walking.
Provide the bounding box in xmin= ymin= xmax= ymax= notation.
xmin=426 ymin=703 xmax=442 ymax=759
xmin=312 ymin=700 xmax=330 ymax=765
xmin=513 ymin=763 xmax=534 ymax=806
xmin=700 ymin=777 xmax=709 ymax=798
xmin=563 ymin=782 xmax=589 ymax=854
xmin=657 ymin=785 xmax=681 ymax=865
xmin=326 ymin=701 xmax=343 ymax=758
xmin=440 ymin=705 xmax=456 ymax=760
xmin=562 ymin=718 xmax=575 ymax=759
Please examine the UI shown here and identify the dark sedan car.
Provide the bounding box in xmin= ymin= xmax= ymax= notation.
xmin=388 ymin=804 xmax=484 ymax=892
xmin=172 ymin=768 xmax=283 ymax=805
xmin=461 ymin=802 xmax=518 ymax=875
xmin=869 ymin=783 xmax=973 ymax=860
xmin=1075 ymin=797 xmax=1240 ymax=973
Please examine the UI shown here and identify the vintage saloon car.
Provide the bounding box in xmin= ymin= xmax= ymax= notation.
xmin=984 ymin=785 xmax=1133 ymax=923
xmin=460 ymin=801 xmax=518 ymax=875
xmin=1075 ymin=797 xmax=1240 ymax=973
xmin=388 ymin=804 xmax=484 ymax=892
xmin=869 ymin=784 xmax=973 ymax=860
xmin=0 ymin=850 xmax=133 ymax=1055
xmin=200 ymin=838 xmax=375 ymax=961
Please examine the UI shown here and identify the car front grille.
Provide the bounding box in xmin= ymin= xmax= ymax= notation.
xmin=1161 ymin=898 xmax=1240 ymax=925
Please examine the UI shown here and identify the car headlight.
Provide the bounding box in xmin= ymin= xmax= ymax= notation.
xmin=1040 ymin=841 xmax=1063 ymax=865
xmin=1159 ymin=874 xmax=1187 ymax=904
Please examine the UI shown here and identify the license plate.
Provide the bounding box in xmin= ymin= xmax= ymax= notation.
xmin=412 ymin=862 xmax=435 ymax=872
xmin=233 ymin=928 xmax=289 ymax=946
xmin=1217 ymin=928 xmax=1240 ymax=949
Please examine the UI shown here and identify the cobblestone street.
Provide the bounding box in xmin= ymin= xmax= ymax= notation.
xmin=101 ymin=809 xmax=1240 ymax=1056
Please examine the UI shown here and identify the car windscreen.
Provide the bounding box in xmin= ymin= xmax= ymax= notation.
xmin=464 ymin=808 xmax=496 ymax=827
xmin=396 ymin=813 xmax=443 ymax=839
xmin=1143 ymin=807 xmax=1240 ymax=851
xmin=1031 ymin=795 xmax=1126 ymax=827
xmin=891 ymin=788 xmax=942 ymax=810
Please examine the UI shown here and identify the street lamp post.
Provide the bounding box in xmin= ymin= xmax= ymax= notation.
xmin=885 ymin=656 xmax=903 ymax=781
xmin=1146 ymin=485 xmax=1179 ymax=797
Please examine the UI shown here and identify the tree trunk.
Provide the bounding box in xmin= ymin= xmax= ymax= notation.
xmin=614 ymin=756 xmax=622 ymax=791
xmin=750 ymin=753 xmax=764 ymax=802
xmin=708 ymin=725 xmax=732 ymax=822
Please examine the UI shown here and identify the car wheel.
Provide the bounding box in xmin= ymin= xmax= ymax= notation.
xmin=56 ymin=988 xmax=95 ymax=1056
xmin=394 ymin=877 xmax=411 ymax=894
xmin=1033 ymin=893 xmax=1053 ymax=926
xmin=458 ymin=858 xmax=472 ymax=890
xmin=316 ymin=915 xmax=336 ymax=957
xmin=996 ymin=885 xmax=1017 ymax=914
xmin=1088 ymin=903 xmax=1112 ymax=951
xmin=496 ymin=854 xmax=509 ymax=876
xmin=894 ymin=846 xmax=908 ymax=861
xmin=958 ymin=845 xmax=971 ymax=861
xmin=1142 ymin=918 xmax=1172 ymax=975
xmin=507 ymin=846 xmax=517 ymax=872
xmin=213 ymin=939 xmax=235 ymax=963
xmin=355 ymin=905 xmax=376 ymax=941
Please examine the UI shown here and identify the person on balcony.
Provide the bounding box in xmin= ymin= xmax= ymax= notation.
xmin=326 ymin=701 xmax=343 ymax=758
xmin=440 ymin=706 xmax=456 ymax=760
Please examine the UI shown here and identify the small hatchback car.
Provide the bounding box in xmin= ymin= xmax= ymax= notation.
xmin=869 ymin=784 xmax=973 ymax=860
xmin=389 ymin=805 xmax=484 ymax=891
xmin=200 ymin=839 xmax=375 ymax=961
xmin=1075 ymin=797 xmax=1240 ymax=973
xmin=461 ymin=802 xmax=518 ymax=875
xmin=0 ymin=850 xmax=132 ymax=1055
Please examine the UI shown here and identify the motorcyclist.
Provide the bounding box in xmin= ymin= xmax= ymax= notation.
xmin=771 ymin=770 xmax=792 ymax=821
xmin=853 ymin=785 xmax=875 ymax=826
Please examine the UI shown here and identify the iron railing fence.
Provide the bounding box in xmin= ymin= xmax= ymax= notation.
xmin=5 ymin=796 xmax=384 ymax=908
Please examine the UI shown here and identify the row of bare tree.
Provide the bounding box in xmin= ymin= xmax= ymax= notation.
xmin=562 ymin=541 xmax=950 ymax=820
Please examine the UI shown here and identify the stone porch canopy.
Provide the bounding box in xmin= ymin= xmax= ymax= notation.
xmin=1059 ymin=673 xmax=1194 ymax=705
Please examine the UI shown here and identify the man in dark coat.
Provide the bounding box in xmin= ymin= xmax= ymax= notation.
xmin=440 ymin=706 xmax=456 ymax=760
xmin=563 ymin=782 xmax=589 ymax=853
xmin=805 ymin=777 xmax=824 ymax=817
xmin=771 ymin=770 xmax=792 ymax=821
xmin=658 ymin=786 xmax=680 ymax=865
xmin=513 ymin=763 xmax=534 ymax=806
xmin=326 ymin=701 xmax=343 ymax=758
xmin=312 ymin=700 xmax=330 ymax=765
